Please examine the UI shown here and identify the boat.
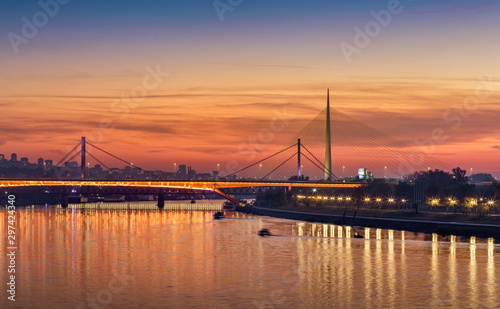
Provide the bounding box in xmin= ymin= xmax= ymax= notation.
xmin=214 ymin=211 xmax=224 ymax=219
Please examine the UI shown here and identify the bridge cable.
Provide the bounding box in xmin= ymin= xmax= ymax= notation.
xmin=260 ymin=152 xmax=297 ymax=180
xmin=54 ymin=142 xmax=81 ymax=167
xmin=86 ymin=142 xmax=134 ymax=167
xmin=86 ymin=142 xmax=151 ymax=173
xmin=301 ymin=153 xmax=338 ymax=181
xmin=86 ymin=152 xmax=111 ymax=171
xmin=64 ymin=150 xmax=82 ymax=166
xmin=301 ymin=144 xmax=338 ymax=180
xmin=226 ymin=143 xmax=297 ymax=177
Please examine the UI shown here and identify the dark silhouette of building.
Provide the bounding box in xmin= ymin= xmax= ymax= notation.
xmin=38 ymin=158 xmax=44 ymax=165
xmin=11 ymin=153 xmax=17 ymax=162
xmin=178 ymin=164 xmax=187 ymax=176
xmin=64 ymin=161 xmax=78 ymax=168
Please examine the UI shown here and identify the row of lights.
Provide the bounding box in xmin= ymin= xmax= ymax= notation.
xmin=296 ymin=195 xmax=408 ymax=203
xmin=429 ymin=198 xmax=496 ymax=206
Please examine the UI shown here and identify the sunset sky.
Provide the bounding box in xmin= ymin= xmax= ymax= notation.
xmin=1 ymin=0 xmax=499 ymax=178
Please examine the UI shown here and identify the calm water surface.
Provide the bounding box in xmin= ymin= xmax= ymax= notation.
xmin=1 ymin=205 xmax=499 ymax=308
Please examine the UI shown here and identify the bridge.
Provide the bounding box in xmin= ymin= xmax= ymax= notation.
xmin=0 ymin=180 xmax=360 ymax=190
xmin=0 ymin=90 xmax=450 ymax=207
xmin=0 ymin=179 xmax=360 ymax=207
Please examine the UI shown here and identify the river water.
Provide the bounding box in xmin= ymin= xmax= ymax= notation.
xmin=1 ymin=204 xmax=499 ymax=308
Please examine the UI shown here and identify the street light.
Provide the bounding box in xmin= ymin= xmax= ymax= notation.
xmin=174 ymin=163 xmax=177 ymax=173
xmin=384 ymin=166 xmax=387 ymax=178
xmin=259 ymin=164 xmax=262 ymax=177
xmin=342 ymin=165 xmax=345 ymax=178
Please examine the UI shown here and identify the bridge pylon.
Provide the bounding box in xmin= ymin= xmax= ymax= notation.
xmin=297 ymin=138 xmax=301 ymax=178
xmin=81 ymin=137 xmax=86 ymax=180
xmin=324 ymin=89 xmax=332 ymax=181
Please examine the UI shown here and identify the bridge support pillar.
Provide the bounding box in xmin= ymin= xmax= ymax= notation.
xmin=61 ymin=195 xmax=68 ymax=209
xmin=157 ymin=193 xmax=165 ymax=208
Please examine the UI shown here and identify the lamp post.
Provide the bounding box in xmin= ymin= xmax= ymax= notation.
xmin=343 ymin=165 xmax=345 ymax=178
xmin=384 ymin=166 xmax=387 ymax=178
xmin=174 ymin=163 xmax=177 ymax=173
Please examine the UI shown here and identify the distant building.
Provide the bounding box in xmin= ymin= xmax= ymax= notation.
xmin=38 ymin=158 xmax=44 ymax=165
xmin=178 ymin=164 xmax=187 ymax=176
xmin=188 ymin=166 xmax=196 ymax=178
xmin=357 ymin=168 xmax=372 ymax=180
xmin=20 ymin=157 xmax=29 ymax=165
xmin=45 ymin=160 xmax=53 ymax=167
xmin=0 ymin=154 xmax=4 ymax=161
xmin=11 ymin=153 xmax=17 ymax=162
xmin=65 ymin=161 xmax=78 ymax=168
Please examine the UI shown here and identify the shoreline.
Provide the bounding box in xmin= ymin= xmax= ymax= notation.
xmin=236 ymin=206 xmax=500 ymax=240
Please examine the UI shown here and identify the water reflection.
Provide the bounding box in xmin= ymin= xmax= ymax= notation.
xmin=0 ymin=207 xmax=498 ymax=309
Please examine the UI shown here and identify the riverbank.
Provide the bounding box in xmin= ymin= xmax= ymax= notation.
xmin=236 ymin=205 xmax=500 ymax=239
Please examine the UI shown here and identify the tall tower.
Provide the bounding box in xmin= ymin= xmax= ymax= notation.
xmin=81 ymin=136 xmax=86 ymax=179
xmin=324 ymin=89 xmax=332 ymax=180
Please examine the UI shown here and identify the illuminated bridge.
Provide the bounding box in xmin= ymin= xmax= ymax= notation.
xmin=2 ymin=90 xmax=449 ymax=207
xmin=0 ymin=179 xmax=361 ymax=207
xmin=0 ymin=179 xmax=360 ymax=190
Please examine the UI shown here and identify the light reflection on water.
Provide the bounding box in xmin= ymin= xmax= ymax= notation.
xmin=0 ymin=206 xmax=498 ymax=308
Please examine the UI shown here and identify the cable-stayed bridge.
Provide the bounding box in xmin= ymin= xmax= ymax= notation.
xmin=1 ymin=90 xmax=452 ymax=206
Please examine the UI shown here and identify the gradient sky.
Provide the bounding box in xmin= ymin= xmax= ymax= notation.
xmin=1 ymin=0 xmax=499 ymax=178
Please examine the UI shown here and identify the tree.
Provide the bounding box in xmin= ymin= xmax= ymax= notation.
xmin=469 ymin=173 xmax=496 ymax=183
xmin=452 ymin=167 xmax=468 ymax=184
xmin=255 ymin=188 xmax=291 ymax=208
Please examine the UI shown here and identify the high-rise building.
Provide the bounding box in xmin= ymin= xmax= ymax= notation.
xmin=38 ymin=158 xmax=44 ymax=165
xmin=188 ymin=166 xmax=196 ymax=178
xmin=11 ymin=153 xmax=17 ymax=162
xmin=20 ymin=157 xmax=29 ymax=165
xmin=178 ymin=164 xmax=187 ymax=176
xmin=45 ymin=160 xmax=53 ymax=167
xmin=0 ymin=154 xmax=4 ymax=161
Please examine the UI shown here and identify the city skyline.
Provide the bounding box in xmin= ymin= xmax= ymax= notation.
xmin=1 ymin=149 xmax=497 ymax=182
xmin=1 ymin=0 xmax=499 ymax=177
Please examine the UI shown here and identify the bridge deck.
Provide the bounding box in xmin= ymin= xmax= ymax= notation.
xmin=0 ymin=179 xmax=362 ymax=190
